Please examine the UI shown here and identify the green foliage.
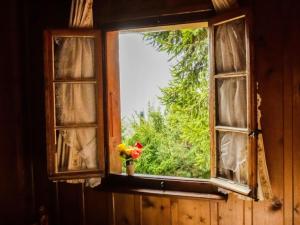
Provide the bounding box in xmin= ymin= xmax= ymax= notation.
xmin=122 ymin=28 xmax=210 ymax=179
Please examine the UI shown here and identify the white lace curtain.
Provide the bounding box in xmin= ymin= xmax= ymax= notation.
xmin=55 ymin=0 xmax=100 ymax=187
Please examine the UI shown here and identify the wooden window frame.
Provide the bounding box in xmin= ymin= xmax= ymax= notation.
xmin=208 ymin=9 xmax=257 ymax=198
xmin=104 ymin=8 xmax=257 ymax=199
xmin=44 ymin=29 xmax=105 ymax=180
xmin=43 ymin=8 xmax=257 ymax=199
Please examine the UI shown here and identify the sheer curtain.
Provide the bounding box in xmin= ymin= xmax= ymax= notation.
xmin=55 ymin=0 xmax=100 ymax=187
xmin=212 ymin=0 xmax=273 ymax=200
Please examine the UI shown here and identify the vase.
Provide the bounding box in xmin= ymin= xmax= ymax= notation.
xmin=126 ymin=160 xmax=134 ymax=176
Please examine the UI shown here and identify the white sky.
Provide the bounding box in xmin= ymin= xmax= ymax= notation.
xmin=119 ymin=32 xmax=173 ymax=120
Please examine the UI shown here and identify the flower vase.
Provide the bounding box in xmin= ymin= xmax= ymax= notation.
xmin=126 ymin=160 xmax=134 ymax=176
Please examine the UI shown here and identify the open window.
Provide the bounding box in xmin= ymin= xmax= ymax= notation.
xmin=44 ymin=9 xmax=257 ymax=198
xmin=209 ymin=10 xmax=257 ymax=197
xmin=44 ymin=30 xmax=105 ymax=180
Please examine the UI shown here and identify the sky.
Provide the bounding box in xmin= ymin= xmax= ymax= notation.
xmin=119 ymin=32 xmax=173 ymax=120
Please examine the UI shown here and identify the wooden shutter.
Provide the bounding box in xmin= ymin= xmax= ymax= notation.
xmin=44 ymin=29 xmax=105 ymax=180
xmin=209 ymin=10 xmax=257 ymax=198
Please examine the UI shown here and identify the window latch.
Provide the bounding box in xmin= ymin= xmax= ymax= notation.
xmin=248 ymin=129 xmax=262 ymax=138
xmin=160 ymin=181 xmax=165 ymax=190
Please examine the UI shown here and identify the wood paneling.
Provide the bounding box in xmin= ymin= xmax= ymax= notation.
xmin=0 ymin=0 xmax=35 ymax=224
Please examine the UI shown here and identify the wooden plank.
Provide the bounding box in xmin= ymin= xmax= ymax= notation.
xmin=210 ymin=178 xmax=251 ymax=196
xmin=107 ymin=188 xmax=225 ymax=201
xmin=94 ymin=0 xmax=213 ymax=24
xmin=84 ymin=187 xmax=110 ymax=225
xmin=106 ymin=31 xmax=122 ymax=173
xmin=210 ymin=201 xmax=219 ymax=225
xmin=57 ymin=183 xmax=84 ymax=225
xmin=244 ymin=200 xmax=253 ymax=225
xmin=114 ymin=193 xmax=137 ymax=225
xmin=292 ymin=0 xmax=300 ymax=224
xmin=214 ymin=126 xmax=249 ymax=133
xmin=214 ymin=72 xmax=247 ymax=79
xmin=176 ymin=199 xmax=211 ymax=225
xmin=251 ymin=0 xmax=285 ymax=223
xmin=53 ymin=80 xmax=97 ymax=84
xmin=141 ymin=196 xmax=171 ymax=225
xmin=282 ymin=0 xmax=294 ymax=224
xmin=217 ymin=194 xmax=244 ymax=225
xmin=134 ymin=195 xmax=142 ymax=225
xmin=171 ymin=198 xmax=179 ymax=225
xmin=253 ymin=200 xmax=283 ymax=225
xmin=55 ymin=124 xmax=98 ymax=129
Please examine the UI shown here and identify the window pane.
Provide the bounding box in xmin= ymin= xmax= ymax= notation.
xmin=214 ymin=18 xmax=246 ymax=74
xmin=55 ymin=83 xmax=97 ymax=125
xmin=217 ymin=131 xmax=248 ymax=185
xmin=216 ymin=77 xmax=247 ymax=128
xmin=53 ymin=37 xmax=95 ymax=79
xmin=55 ymin=128 xmax=98 ymax=172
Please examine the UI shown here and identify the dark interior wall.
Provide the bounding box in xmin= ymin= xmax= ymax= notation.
xmin=23 ymin=1 xmax=70 ymax=224
xmin=0 ymin=0 xmax=71 ymax=224
xmin=0 ymin=0 xmax=34 ymax=224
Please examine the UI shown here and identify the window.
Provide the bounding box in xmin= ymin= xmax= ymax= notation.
xmin=44 ymin=9 xmax=257 ymax=198
xmin=44 ymin=30 xmax=105 ymax=179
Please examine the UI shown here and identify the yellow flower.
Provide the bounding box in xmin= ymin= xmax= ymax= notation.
xmin=118 ymin=143 xmax=126 ymax=151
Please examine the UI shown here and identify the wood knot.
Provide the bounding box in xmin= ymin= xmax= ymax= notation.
xmin=270 ymin=198 xmax=282 ymax=211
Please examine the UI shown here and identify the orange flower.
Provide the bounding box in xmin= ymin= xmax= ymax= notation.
xmin=131 ymin=150 xmax=141 ymax=159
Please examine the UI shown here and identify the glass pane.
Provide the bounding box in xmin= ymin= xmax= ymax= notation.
xmin=53 ymin=37 xmax=95 ymax=79
xmin=216 ymin=77 xmax=247 ymax=128
xmin=217 ymin=131 xmax=248 ymax=185
xmin=55 ymin=83 xmax=97 ymax=125
xmin=55 ymin=128 xmax=98 ymax=172
xmin=215 ymin=18 xmax=246 ymax=74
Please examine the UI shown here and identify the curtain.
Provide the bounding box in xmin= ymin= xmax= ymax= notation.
xmin=212 ymin=0 xmax=273 ymax=200
xmin=55 ymin=0 xmax=100 ymax=187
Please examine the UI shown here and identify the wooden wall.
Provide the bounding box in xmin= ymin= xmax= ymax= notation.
xmin=15 ymin=0 xmax=300 ymax=224
xmin=0 ymin=0 xmax=35 ymax=224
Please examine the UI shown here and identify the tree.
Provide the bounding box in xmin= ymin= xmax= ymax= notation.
xmin=122 ymin=28 xmax=210 ymax=178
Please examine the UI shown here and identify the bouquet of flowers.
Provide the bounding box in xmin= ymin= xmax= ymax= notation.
xmin=117 ymin=142 xmax=143 ymax=161
xmin=117 ymin=142 xmax=143 ymax=175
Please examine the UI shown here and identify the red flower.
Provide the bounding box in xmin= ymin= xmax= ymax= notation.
xmin=135 ymin=142 xmax=143 ymax=149
xmin=131 ymin=150 xmax=141 ymax=159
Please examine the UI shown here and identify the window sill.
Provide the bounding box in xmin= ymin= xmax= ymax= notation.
xmin=98 ymin=173 xmax=227 ymax=201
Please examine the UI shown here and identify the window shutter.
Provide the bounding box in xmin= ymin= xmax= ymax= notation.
xmin=209 ymin=9 xmax=257 ymax=198
xmin=44 ymin=29 xmax=105 ymax=180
